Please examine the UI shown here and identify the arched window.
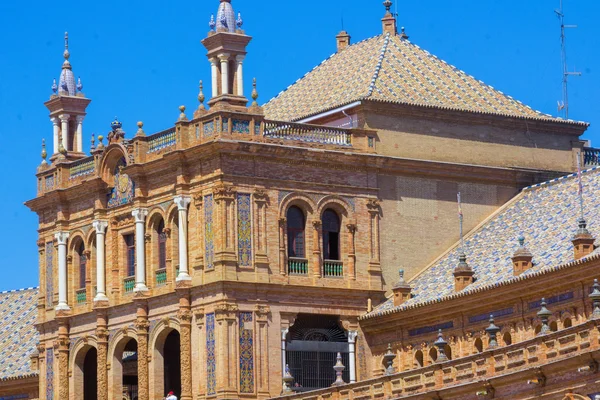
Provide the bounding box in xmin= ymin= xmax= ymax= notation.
xmin=563 ymin=318 xmax=572 ymax=328
xmin=550 ymin=321 xmax=558 ymax=332
xmin=322 ymin=209 xmax=340 ymax=260
xmin=414 ymin=350 xmax=424 ymax=368
xmin=474 ymin=338 xmax=483 ymax=353
xmin=428 ymin=347 xmax=438 ymax=364
xmin=287 ymin=207 xmax=305 ymax=258
xmin=78 ymin=242 xmax=86 ymax=289
xmin=443 ymin=344 xmax=452 ymax=360
xmin=157 ymin=219 xmax=167 ymax=270
xmin=503 ymin=332 xmax=512 ymax=346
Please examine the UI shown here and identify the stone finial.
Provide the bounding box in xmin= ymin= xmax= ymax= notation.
xmin=537 ymin=298 xmax=552 ymax=336
xmin=209 ymin=15 xmax=216 ymax=31
xmin=251 ymin=78 xmax=259 ymax=106
xmin=76 ymin=76 xmax=83 ymax=92
xmin=90 ymin=133 xmax=96 ymax=151
xmin=485 ymin=315 xmax=500 ymax=349
xmin=198 ymin=80 xmax=206 ymax=109
xmin=178 ymin=105 xmax=188 ymax=122
xmin=573 ymin=218 xmax=595 ymax=260
xmin=97 ymin=135 xmax=104 ymax=150
xmin=399 ymin=26 xmax=409 ymax=40
xmin=236 ymin=12 xmax=243 ymax=29
xmin=281 ymin=364 xmax=294 ymax=395
xmin=392 ymin=269 xmax=412 ymax=307
xmin=331 ymin=352 xmax=346 ymax=386
xmin=590 ymin=279 xmax=600 ymax=319
xmin=51 ymin=78 xmax=58 ymax=95
xmin=434 ymin=329 xmax=448 ymax=362
xmin=512 ymin=235 xmax=533 ymax=276
xmin=58 ymin=133 xmax=67 ymax=157
xmin=336 ymin=30 xmax=351 ymax=52
xmin=41 ymin=139 xmax=48 ymax=166
xmin=382 ymin=344 xmax=396 ymax=375
xmin=453 ymin=252 xmax=474 ymax=292
xmin=135 ymin=121 xmax=145 ymax=137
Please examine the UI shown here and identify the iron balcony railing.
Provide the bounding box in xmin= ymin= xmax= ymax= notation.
xmin=288 ymin=258 xmax=309 ymax=275
xmin=264 ymin=120 xmax=351 ymax=146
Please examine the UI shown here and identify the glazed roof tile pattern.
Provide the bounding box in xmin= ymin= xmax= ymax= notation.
xmin=367 ymin=167 xmax=600 ymax=318
xmin=0 ymin=288 xmax=38 ymax=380
xmin=264 ymin=33 xmax=584 ymax=125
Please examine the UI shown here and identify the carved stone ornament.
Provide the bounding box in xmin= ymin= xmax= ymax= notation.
xmin=254 ymin=304 xmax=271 ymax=317
xmin=110 ymin=214 xmax=134 ymax=229
xmin=213 ymin=183 xmax=235 ymax=200
xmin=367 ymin=198 xmax=380 ymax=211
xmin=253 ymin=188 xmax=269 ymax=202
xmin=193 ymin=193 xmax=203 ymax=209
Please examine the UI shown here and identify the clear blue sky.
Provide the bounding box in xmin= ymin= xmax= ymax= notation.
xmin=0 ymin=0 xmax=598 ymax=291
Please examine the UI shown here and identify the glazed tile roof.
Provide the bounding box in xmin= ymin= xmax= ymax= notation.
xmin=264 ymin=33 xmax=586 ymax=125
xmin=0 ymin=288 xmax=39 ymax=380
xmin=365 ymin=167 xmax=600 ymax=318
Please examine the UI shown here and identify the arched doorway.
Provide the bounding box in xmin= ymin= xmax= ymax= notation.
xmin=122 ymin=339 xmax=138 ymax=400
xmin=163 ymin=330 xmax=181 ymax=398
xmin=83 ymin=348 xmax=97 ymax=400
xmin=109 ymin=336 xmax=138 ymax=400
xmin=285 ymin=314 xmax=350 ymax=390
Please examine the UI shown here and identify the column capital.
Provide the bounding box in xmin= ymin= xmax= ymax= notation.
xmin=132 ymin=208 xmax=149 ymax=223
xmin=75 ymin=115 xmax=85 ymax=123
xmin=93 ymin=220 xmax=109 ymax=234
xmin=209 ymin=56 xmax=219 ymax=65
xmin=51 ymin=117 xmax=60 ymax=125
xmin=218 ymin=53 xmax=231 ymax=62
xmin=174 ymin=195 xmax=192 ymax=211
xmin=54 ymin=231 xmax=70 ymax=245
xmin=281 ymin=328 xmax=289 ymax=341
xmin=58 ymin=114 xmax=70 ymax=122
xmin=235 ymin=54 xmax=246 ymax=62
xmin=346 ymin=223 xmax=357 ymax=234
xmin=348 ymin=330 xmax=358 ymax=343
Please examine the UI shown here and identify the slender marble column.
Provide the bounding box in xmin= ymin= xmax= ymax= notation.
xmin=174 ymin=196 xmax=192 ymax=281
xmin=93 ymin=220 xmax=109 ymax=302
xmin=55 ymin=232 xmax=70 ymax=311
xmin=51 ymin=117 xmax=60 ymax=154
xmin=235 ymin=55 xmax=245 ymax=97
xmin=219 ymin=54 xmax=230 ymax=95
xmin=59 ymin=114 xmax=69 ymax=151
xmin=75 ymin=115 xmax=84 ymax=152
xmin=348 ymin=331 xmax=358 ymax=383
xmin=210 ymin=57 xmax=219 ymax=98
xmin=132 ymin=208 xmax=149 ymax=292
xmin=281 ymin=328 xmax=289 ymax=378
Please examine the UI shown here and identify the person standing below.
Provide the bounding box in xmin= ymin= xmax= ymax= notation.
xmin=165 ymin=391 xmax=177 ymax=400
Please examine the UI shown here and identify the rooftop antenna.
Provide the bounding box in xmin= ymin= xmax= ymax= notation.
xmin=555 ymin=0 xmax=581 ymax=120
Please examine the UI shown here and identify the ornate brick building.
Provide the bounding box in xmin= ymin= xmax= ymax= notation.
xmin=8 ymin=0 xmax=597 ymax=399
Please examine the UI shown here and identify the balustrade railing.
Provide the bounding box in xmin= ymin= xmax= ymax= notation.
xmin=124 ymin=276 xmax=135 ymax=293
xmin=76 ymin=288 xmax=86 ymax=304
xmin=584 ymin=147 xmax=600 ymax=167
xmin=288 ymin=258 xmax=309 ymax=275
xmin=147 ymin=127 xmax=177 ymax=153
xmin=323 ymin=260 xmax=344 ymax=278
xmin=156 ymin=268 xmax=167 ymax=286
xmin=69 ymin=157 xmax=95 ymax=180
xmin=263 ymin=120 xmax=352 ymax=146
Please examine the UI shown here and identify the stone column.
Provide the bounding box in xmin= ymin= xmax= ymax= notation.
xmin=93 ymin=220 xmax=109 ymax=303
xmin=348 ymin=331 xmax=358 ymax=383
xmin=312 ymin=221 xmax=322 ymax=278
xmin=174 ymin=196 xmax=192 ymax=281
xmin=59 ymin=114 xmax=70 ymax=151
xmin=281 ymin=328 xmax=289 ymax=378
xmin=235 ymin=55 xmax=245 ymax=97
xmin=347 ymin=223 xmax=357 ymax=280
xmin=210 ymin=57 xmax=219 ymax=98
xmin=57 ymin=318 xmax=70 ymax=400
xmin=132 ymin=208 xmax=149 ymax=292
xmin=278 ymin=218 xmax=287 ymax=275
xmin=75 ymin=115 xmax=84 ymax=152
xmin=55 ymin=232 xmax=70 ymax=311
xmin=176 ymin=286 xmax=193 ymax=400
xmin=134 ymin=297 xmax=150 ymax=400
xmin=96 ymin=308 xmax=109 ymax=400
xmin=194 ymin=309 xmax=206 ymax=396
xmin=255 ymin=305 xmax=271 ymax=397
xmin=51 ymin=117 xmax=60 ymax=154
xmin=215 ymin=303 xmax=238 ymax=397
xmin=219 ymin=53 xmax=230 ymax=95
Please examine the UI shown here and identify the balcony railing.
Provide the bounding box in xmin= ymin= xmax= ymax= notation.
xmin=156 ymin=268 xmax=167 ymax=286
xmin=124 ymin=276 xmax=135 ymax=293
xmin=584 ymin=147 xmax=600 ymax=167
xmin=147 ymin=127 xmax=177 ymax=153
xmin=69 ymin=157 xmax=95 ymax=180
xmin=288 ymin=258 xmax=309 ymax=275
xmin=263 ymin=120 xmax=351 ymax=146
xmin=76 ymin=288 xmax=86 ymax=304
xmin=323 ymin=260 xmax=343 ymax=278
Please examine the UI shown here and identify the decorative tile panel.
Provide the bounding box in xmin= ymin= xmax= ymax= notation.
xmin=203 ymin=121 xmax=215 ymax=137
xmin=221 ymin=118 xmax=230 ymax=133
xmin=528 ymin=292 xmax=574 ymax=311
xmin=239 ymin=312 xmax=254 ymax=393
xmin=232 ymin=119 xmax=251 ymax=134
xmin=46 ymin=347 xmax=54 ymax=400
xmin=408 ymin=321 xmax=453 ymax=337
xmin=46 ymin=242 xmax=53 ymax=307
xmin=204 ymin=195 xmax=214 ymax=269
xmin=237 ymin=194 xmax=252 ymax=267
xmin=206 ymin=313 xmax=216 ymax=395
xmin=45 ymin=175 xmax=54 ymax=191
xmin=107 ymin=158 xmax=134 ymax=208
xmin=468 ymin=308 xmax=514 ymax=324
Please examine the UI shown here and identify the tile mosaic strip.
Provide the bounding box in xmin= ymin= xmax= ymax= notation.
xmin=204 ymin=195 xmax=214 ymax=269
xmin=408 ymin=321 xmax=453 ymax=337
xmin=239 ymin=312 xmax=254 ymax=393
xmin=206 ymin=313 xmax=216 ymax=395
xmin=237 ymin=194 xmax=252 ymax=267
xmin=468 ymin=307 xmax=514 ymax=324
xmin=528 ymin=292 xmax=574 ymax=311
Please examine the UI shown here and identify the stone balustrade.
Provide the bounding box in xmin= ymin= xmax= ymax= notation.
xmin=584 ymin=147 xmax=600 ymax=167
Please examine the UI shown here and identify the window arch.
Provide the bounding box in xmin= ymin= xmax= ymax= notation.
xmin=474 ymin=338 xmax=483 ymax=353
xmin=428 ymin=347 xmax=438 ymax=364
xmin=322 ymin=209 xmax=340 ymax=260
xmin=157 ymin=219 xmax=167 ymax=271
xmin=563 ymin=317 xmax=572 ymax=328
xmin=77 ymin=241 xmax=87 ymax=289
xmin=502 ymin=332 xmax=512 ymax=346
xmin=287 ymin=206 xmax=305 ymax=258
xmin=414 ymin=350 xmax=424 ymax=368
xmin=550 ymin=321 xmax=558 ymax=332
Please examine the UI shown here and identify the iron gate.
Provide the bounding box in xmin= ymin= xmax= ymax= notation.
xmin=286 ymin=350 xmax=350 ymax=390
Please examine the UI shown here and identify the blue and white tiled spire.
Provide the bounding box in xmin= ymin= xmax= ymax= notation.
xmin=56 ymin=32 xmax=78 ymax=97
xmin=216 ymin=0 xmax=236 ymax=33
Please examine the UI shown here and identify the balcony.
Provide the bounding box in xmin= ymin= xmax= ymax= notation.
xmin=288 ymin=258 xmax=309 ymax=276
xmin=75 ymin=288 xmax=86 ymax=304
xmin=124 ymin=277 xmax=135 ymax=293
xmin=263 ymin=120 xmax=351 ymax=146
xmin=584 ymin=147 xmax=600 ymax=167
xmin=156 ymin=268 xmax=167 ymax=286
xmin=323 ymin=260 xmax=343 ymax=278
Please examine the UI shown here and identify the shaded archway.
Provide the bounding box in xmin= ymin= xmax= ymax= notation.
xmin=163 ymin=330 xmax=181 ymax=398
xmin=83 ymin=348 xmax=97 ymax=400
xmin=150 ymin=324 xmax=182 ymax=399
xmin=72 ymin=343 xmax=98 ymax=400
xmin=109 ymin=335 xmax=138 ymax=400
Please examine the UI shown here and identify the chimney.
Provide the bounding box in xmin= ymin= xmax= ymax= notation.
xmin=336 ymin=31 xmax=351 ymax=52
xmin=512 ymin=236 xmax=533 ymax=275
xmin=381 ymin=0 xmax=397 ymax=35
xmin=392 ymin=269 xmax=412 ymax=307
xmin=573 ymin=218 xmax=595 ymax=260
xmin=453 ymin=252 xmax=474 ymax=292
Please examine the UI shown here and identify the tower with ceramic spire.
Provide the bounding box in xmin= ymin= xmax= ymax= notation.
xmin=44 ymin=32 xmax=90 ymax=161
xmin=202 ymin=0 xmax=252 ymax=111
